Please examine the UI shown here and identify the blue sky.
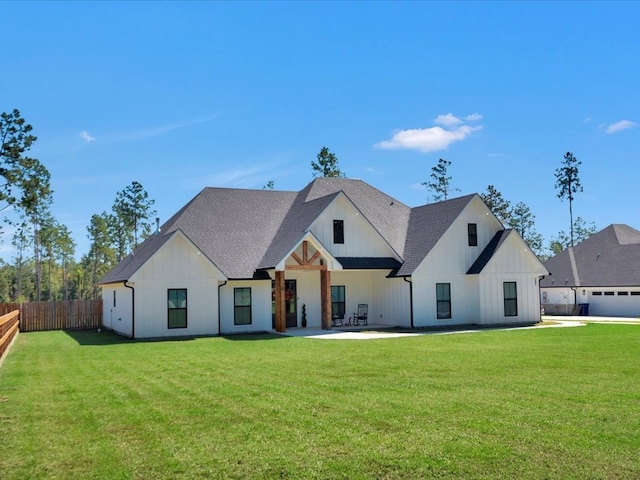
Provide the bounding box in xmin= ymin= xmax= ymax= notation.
xmin=2 ymin=1 xmax=638 ymax=259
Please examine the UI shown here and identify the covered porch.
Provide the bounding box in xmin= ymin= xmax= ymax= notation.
xmin=270 ymin=238 xmax=406 ymax=333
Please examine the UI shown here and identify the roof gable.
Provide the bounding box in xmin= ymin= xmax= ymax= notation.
xmin=395 ymin=194 xmax=476 ymax=276
xmin=301 ymin=178 xmax=411 ymax=255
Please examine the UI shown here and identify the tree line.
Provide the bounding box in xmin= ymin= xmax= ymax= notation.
xmin=0 ymin=109 xmax=156 ymax=302
xmin=0 ymin=109 xmax=595 ymax=302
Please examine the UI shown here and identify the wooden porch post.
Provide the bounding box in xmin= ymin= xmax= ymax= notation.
xmin=275 ymin=270 xmax=286 ymax=333
xmin=320 ymin=268 xmax=331 ymax=330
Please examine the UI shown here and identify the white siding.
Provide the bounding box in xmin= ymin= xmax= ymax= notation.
xmin=411 ymin=196 xmax=501 ymax=326
xmin=478 ymin=274 xmax=541 ymax=324
xmin=372 ymin=275 xmax=411 ymax=327
xmin=219 ymin=280 xmax=272 ymax=333
xmin=476 ymin=232 xmax=546 ymax=325
xmin=411 ymin=274 xmax=480 ymax=327
xmin=128 ymin=232 xmax=225 ymax=338
xmin=411 ymin=197 xmax=545 ymax=326
xmin=101 ymin=283 xmax=133 ymax=337
xmin=310 ymin=195 xmax=399 ymax=258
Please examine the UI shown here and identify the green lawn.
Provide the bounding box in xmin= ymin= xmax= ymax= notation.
xmin=1 ymin=325 xmax=639 ymax=479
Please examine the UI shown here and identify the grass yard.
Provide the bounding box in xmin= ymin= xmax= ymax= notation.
xmin=1 ymin=325 xmax=639 ymax=479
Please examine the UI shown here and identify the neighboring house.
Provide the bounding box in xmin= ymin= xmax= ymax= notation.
xmin=98 ymin=178 xmax=548 ymax=338
xmin=540 ymin=224 xmax=640 ymax=317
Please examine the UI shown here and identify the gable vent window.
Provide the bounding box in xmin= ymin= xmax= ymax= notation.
xmin=333 ymin=219 xmax=344 ymax=244
xmin=468 ymin=223 xmax=478 ymax=246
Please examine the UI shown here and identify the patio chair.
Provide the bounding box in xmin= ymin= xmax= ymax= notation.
xmin=352 ymin=304 xmax=368 ymax=326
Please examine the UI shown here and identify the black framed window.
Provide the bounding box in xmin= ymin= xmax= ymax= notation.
xmin=331 ymin=286 xmax=345 ymax=320
xmin=113 ymin=290 xmax=116 ymax=307
xmin=503 ymin=282 xmax=518 ymax=317
xmin=468 ymin=223 xmax=478 ymax=246
xmin=333 ymin=219 xmax=344 ymax=244
xmin=436 ymin=283 xmax=451 ymax=319
xmin=168 ymin=289 xmax=187 ymax=329
xmin=234 ymin=287 xmax=252 ymax=325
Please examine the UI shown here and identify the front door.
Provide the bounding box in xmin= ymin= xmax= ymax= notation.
xmin=272 ymin=280 xmax=297 ymax=328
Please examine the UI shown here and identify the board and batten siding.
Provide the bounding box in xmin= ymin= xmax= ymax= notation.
xmin=128 ymin=232 xmax=225 ymax=338
xmin=309 ymin=194 xmax=399 ymax=259
xmin=372 ymin=275 xmax=411 ymax=327
xmin=475 ymin=232 xmax=546 ymax=324
xmin=410 ymin=197 xmax=501 ymax=326
xmin=102 ymin=283 xmax=133 ymax=337
xmin=219 ymin=280 xmax=272 ymax=334
xmin=283 ymin=270 xmax=408 ymax=328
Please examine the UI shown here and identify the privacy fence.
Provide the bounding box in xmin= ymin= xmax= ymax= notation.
xmin=0 ymin=310 xmax=19 ymax=361
xmin=0 ymin=300 xmax=103 ymax=333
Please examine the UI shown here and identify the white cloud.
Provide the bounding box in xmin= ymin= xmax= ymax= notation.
xmin=375 ymin=113 xmax=483 ymax=153
xmin=605 ymin=120 xmax=638 ymax=134
xmin=375 ymin=124 xmax=482 ymax=153
xmin=80 ymin=131 xmax=96 ymax=142
xmin=583 ymin=116 xmax=593 ymax=124
xmin=434 ymin=113 xmax=463 ymax=127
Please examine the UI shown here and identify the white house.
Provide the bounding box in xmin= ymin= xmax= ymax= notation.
xmin=540 ymin=224 xmax=640 ymax=317
xmin=98 ymin=178 xmax=548 ymax=338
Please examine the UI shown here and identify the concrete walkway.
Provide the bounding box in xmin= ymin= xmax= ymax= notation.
xmin=279 ymin=317 xmax=635 ymax=340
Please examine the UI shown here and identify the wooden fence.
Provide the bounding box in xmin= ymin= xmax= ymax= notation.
xmin=0 ymin=310 xmax=19 ymax=361
xmin=0 ymin=300 xmax=103 ymax=333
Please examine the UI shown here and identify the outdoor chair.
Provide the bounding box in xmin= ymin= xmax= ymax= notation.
xmin=352 ymin=304 xmax=368 ymax=326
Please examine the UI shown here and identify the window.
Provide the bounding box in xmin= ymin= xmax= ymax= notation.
xmin=331 ymin=286 xmax=345 ymax=320
xmin=604 ymin=292 xmax=614 ymax=296
xmin=631 ymin=292 xmax=640 ymax=296
xmin=503 ymin=282 xmax=518 ymax=317
xmin=468 ymin=223 xmax=478 ymax=246
xmin=333 ymin=219 xmax=344 ymax=244
xmin=113 ymin=290 xmax=116 ymax=307
xmin=436 ymin=283 xmax=451 ymax=319
xmin=234 ymin=288 xmax=252 ymax=325
xmin=168 ymin=289 xmax=187 ymax=329
xmin=592 ymin=291 xmax=602 ymax=296
xmin=618 ymin=291 xmax=629 ymax=296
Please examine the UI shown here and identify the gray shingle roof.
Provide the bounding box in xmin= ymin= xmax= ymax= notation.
xmin=395 ymin=194 xmax=476 ymax=276
xmin=540 ymin=224 xmax=640 ymax=287
xmin=98 ymin=179 xmax=480 ymax=284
